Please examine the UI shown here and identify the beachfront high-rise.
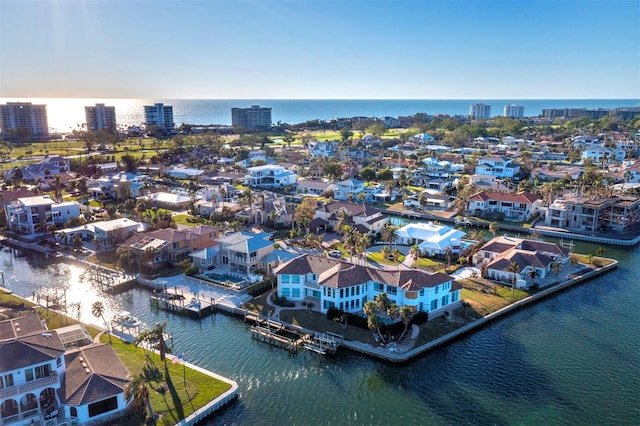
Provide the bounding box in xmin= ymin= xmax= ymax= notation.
xmin=85 ymin=103 xmax=117 ymax=131
xmin=0 ymin=102 xmax=49 ymax=138
xmin=503 ymin=104 xmax=524 ymax=119
xmin=469 ymin=103 xmax=491 ymax=119
xmin=231 ymin=105 xmax=272 ymax=129
xmin=144 ymin=103 xmax=174 ymax=132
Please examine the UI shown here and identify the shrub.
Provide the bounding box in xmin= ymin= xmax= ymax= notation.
xmin=184 ymin=265 xmax=199 ymax=277
xmin=247 ymin=279 xmax=274 ymax=297
xmin=412 ymin=311 xmax=429 ymax=325
xmin=326 ymin=306 xmax=343 ymax=321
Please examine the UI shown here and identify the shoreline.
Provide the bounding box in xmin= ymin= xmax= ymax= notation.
xmin=338 ymin=259 xmax=618 ymax=362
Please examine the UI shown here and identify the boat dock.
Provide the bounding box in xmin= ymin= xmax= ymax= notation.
xmin=150 ymin=289 xmax=214 ymax=318
xmin=246 ymin=314 xmax=342 ymax=355
xmin=303 ymin=332 xmax=343 ymax=355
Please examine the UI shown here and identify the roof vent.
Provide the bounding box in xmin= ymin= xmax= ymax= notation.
xmin=79 ymin=356 xmax=84 ymax=362
xmin=84 ymin=368 xmax=91 ymax=374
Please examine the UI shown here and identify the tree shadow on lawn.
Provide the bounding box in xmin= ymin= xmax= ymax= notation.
xmin=162 ymin=366 xmax=186 ymax=423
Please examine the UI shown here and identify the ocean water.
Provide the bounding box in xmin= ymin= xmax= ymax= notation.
xmin=0 ymin=98 xmax=638 ymax=133
xmin=1 ymin=240 xmax=638 ymax=425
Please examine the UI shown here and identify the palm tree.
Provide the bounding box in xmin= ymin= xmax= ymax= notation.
xmin=124 ymin=373 xmax=155 ymax=424
xmin=387 ymin=303 xmax=400 ymax=324
xmin=91 ymin=301 xmax=111 ymax=344
xmin=550 ymin=261 xmax=561 ymax=283
xmin=381 ymin=246 xmax=391 ymax=262
xmin=410 ymin=244 xmax=420 ymax=262
xmin=443 ymin=247 xmax=452 ymax=273
xmin=336 ymin=209 xmax=352 ymax=235
xmin=135 ymin=322 xmax=168 ymax=365
xmin=363 ymin=300 xmax=385 ymax=343
xmin=508 ymin=261 xmax=520 ymax=297
xmin=399 ymin=307 xmax=414 ymax=341
xmin=381 ymin=222 xmax=398 ymax=252
xmin=489 ymin=221 xmax=499 ymax=238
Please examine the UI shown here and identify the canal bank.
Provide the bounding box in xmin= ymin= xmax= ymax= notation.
xmin=1 ymin=244 xmax=638 ymax=425
xmin=338 ymin=260 xmax=618 ymax=362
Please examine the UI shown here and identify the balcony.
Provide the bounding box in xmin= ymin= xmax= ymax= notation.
xmin=0 ymin=373 xmax=59 ymax=399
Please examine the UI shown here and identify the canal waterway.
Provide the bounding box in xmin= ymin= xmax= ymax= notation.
xmin=1 ymin=242 xmax=638 ymax=426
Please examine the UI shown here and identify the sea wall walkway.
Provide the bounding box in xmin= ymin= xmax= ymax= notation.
xmin=340 ymin=259 xmax=619 ymax=363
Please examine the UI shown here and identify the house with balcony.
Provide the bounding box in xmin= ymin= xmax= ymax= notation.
xmin=310 ymin=202 xmax=387 ymax=236
xmin=5 ymin=195 xmax=56 ymax=236
xmin=216 ymin=231 xmax=274 ymax=276
xmin=334 ymin=179 xmax=365 ymax=202
xmin=0 ymin=314 xmax=131 ymax=426
xmin=475 ymin=156 xmax=520 ymax=178
xmin=92 ymin=218 xmax=141 ymax=249
xmin=125 ymin=225 xmax=220 ymax=272
xmin=307 ymin=140 xmax=340 ymax=158
xmin=274 ymin=254 xmax=462 ymax=317
xmin=544 ymin=195 xmax=640 ymax=232
xmin=244 ymin=165 xmax=297 ymax=189
xmin=467 ymin=191 xmax=540 ymax=222
xmin=20 ymin=155 xmax=70 ymax=182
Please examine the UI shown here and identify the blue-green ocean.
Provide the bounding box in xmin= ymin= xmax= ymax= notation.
xmin=1 ymin=238 xmax=638 ymax=425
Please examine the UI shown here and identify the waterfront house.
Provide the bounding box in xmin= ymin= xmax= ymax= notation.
xmin=244 ymin=164 xmax=298 ymax=189
xmin=473 ymin=236 xmax=571 ymax=288
xmin=394 ymin=222 xmax=466 ymax=257
xmin=544 ymin=195 xmax=640 ymax=232
xmin=125 ymin=225 xmax=220 ymax=271
xmin=0 ymin=314 xmax=131 ymax=426
xmin=310 ymin=201 xmax=387 ymax=236
xmin=92 ymin=218 xmax=141 ymax=249
xmin=5 ymin=195 xmax=81 ymax=237
xmin=166 ymin=167 xmax=205 ymax=180
xmin=467 ymin=191 xmax=540 ymax=221
xmin=215 ymin=231 xmax=274 ymax=276
xmin=307 ymin=140 xmax=340 ymax=158
xmin=274 ymin=254 xmax=462 ymax=317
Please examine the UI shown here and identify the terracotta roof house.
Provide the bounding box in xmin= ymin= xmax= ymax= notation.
xmin=0 ymin=313 xmax=131 ymax=425
xmin=274 ymin=254 xmax=462 ymax=317
xmin=473 ymin=236 xmax=571 ymax=289
xmin=311 ymin=201 xmax=387 ymax=236
xmin=467 ymin=191 xmax=540 ymax=221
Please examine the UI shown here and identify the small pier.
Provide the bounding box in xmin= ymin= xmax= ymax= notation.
xmin=150 ymin=290 xmax=214 ymax=318
xmin=246 ymin=314 xmax=307 ymax=353
xmin=303 ymin=332 xmax=342 ymax=355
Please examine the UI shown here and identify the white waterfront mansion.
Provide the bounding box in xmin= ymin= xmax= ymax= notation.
xmin=274 ymin=254 xmax=462 ymax=317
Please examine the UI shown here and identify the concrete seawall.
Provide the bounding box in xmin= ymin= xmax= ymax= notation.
xmin=342 ymin=260 xmax=619 ymax=363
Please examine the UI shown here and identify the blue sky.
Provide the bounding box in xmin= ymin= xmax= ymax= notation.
xmin=1 ymin=0 xmax=638 ymax=99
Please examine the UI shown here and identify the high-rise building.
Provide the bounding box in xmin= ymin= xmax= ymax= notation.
xmin=85 ymin=103 xmax=117 ymax=131
xmin=144 ymin=103 xmax=174 ymax=131
xmin=0 ymin=102 xmax=49 ymax=138
xmin=469 ymin=103 xmax=491 ymax=119
xmin=231 ymin=105 xmax=272 ymax=129
xmin=503 ymin=104 xmax=524 ymax=119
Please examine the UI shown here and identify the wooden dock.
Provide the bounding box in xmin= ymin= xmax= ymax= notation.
xmin=303 ymin=332 xmax=342 ymax=355
xmin=150 ymin=291 xmax=214 ymax=318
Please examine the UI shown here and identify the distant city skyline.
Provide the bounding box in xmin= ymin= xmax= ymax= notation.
xmin=1 ymin=1 xmax=638 ymax=100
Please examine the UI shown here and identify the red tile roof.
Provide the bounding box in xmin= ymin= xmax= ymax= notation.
xmin=469 ymin=191 xmax=539 ymax=204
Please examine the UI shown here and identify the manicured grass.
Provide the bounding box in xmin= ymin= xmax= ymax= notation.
xmin=102 ymin=336 xmax=232 ymax=426
xmin=367 ymin=251 xmax=405 ymax=265
xmin=172 ymin=214 xmax=198 ymax=227
xmin=412 ymin=257 xmax=442 ymax=268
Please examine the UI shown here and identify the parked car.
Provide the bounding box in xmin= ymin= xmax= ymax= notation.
xmin=327 ymin=250 xmax=342 ymax=259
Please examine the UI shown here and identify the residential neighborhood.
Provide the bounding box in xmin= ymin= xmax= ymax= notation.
xmin=1 ymin=101 xmax=639 ymax=425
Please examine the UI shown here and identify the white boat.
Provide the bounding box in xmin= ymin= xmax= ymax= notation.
xmin=112 ymin=311 xmax=142 ymax=328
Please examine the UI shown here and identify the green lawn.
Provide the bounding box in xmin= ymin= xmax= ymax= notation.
xmin=102 ymin=336 xmax=232 ymax=426
xmin=172 ymin=214 xmax=198 ymax=227
xmin=367 ymin=251 xmax=405 ymax=265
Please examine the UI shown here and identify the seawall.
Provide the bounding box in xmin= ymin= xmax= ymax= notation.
xmin=342 ymin=259 xmax=619 ymax=363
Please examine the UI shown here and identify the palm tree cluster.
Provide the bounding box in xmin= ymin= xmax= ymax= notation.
xmin=362 ymin=293 xmax=414 ymax=344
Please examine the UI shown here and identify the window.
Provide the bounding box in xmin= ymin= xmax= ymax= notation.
xmin=419 ymin=289 xmax=424 ymax=296
xmin=430 ymin=299 xmax=438 ymax=311
xmin=25 ymin=368 xmax=34 ymax=382
xmin=387 ymin=285 xmax=397 ymax=295
xmin=282 ymin=275 xmax=290 ymax=283
xmin=88 ymin=396 xmax=118 ymax=418
xmin=292 ymin=288 xmax=300 ymax=297
xmin=282 ymin=288 xmax=290 ymax=296
xmin=57 ymin=357 xmax=62 ymax=367
xmin=451 ymin=292 xmax=458 ymax=302
xmin=441 ymin=295 xmax=449 ymax=306
xmin=434 ymin=285 xmax=439 ymax=294
xmin=35 ymin=364 xmax=51 ymax=379
xmin=374 ymin=283 xmax=384 ymax=292
xmin=292 ymin=275 xmax=300 ymax=284
xmin=340 ymin=289 xmax=344 ymax=298
xmin=0 ymin=374 xmax=14 ymax=389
